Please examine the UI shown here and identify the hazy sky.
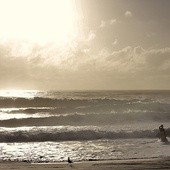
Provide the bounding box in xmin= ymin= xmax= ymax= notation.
xmin=0 ymin=0 xmax=170 ymax=90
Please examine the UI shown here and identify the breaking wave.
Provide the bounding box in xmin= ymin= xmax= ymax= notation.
xmin=0 ymin=126 xmax=169 ymax=142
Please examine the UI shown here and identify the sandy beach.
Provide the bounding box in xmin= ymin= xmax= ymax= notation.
xmin=0 ymin=157 xmax=170 ymax=170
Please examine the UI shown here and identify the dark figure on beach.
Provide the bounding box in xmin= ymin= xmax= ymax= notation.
xmin=68 ymin=157 xmax=73 ymax=164
xmin=159 ymin=124 xmax=168 ymax=142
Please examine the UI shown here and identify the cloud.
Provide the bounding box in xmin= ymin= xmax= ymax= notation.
xmin=145 ymin=48 xmax=170 ymax=68
xmin=110 ymin=19 xmax=117 ymax=25
xmin=0 ymin=41 xmax=170 ymax=90
xmin=106 ymin=46 xmax=170 ymax=76
xmin=112 ymin=39 xmax=118 ymax=46
xmin=100 ymin=19 xmax=117 ymax=28
xmin=100 ymin=20 xmax=106 ymax=28
xmin=87 ymin=30 xmax=96 ymax=41
xmin=146 ymin=32 xmax=156 ymax=38
xmin=125 ymin=11 xmax=132 ymax=18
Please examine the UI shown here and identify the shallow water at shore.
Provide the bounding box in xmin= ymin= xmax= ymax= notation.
xmin=0 ymin=138 xmax=169 ymax=163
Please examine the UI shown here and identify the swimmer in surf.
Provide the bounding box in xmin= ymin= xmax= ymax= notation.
xmin=159 ymin=124 xmax=168 ymax=142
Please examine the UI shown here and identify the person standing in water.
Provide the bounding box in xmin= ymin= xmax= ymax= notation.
xmin=159 ymin=124 xmax=168 ymax=142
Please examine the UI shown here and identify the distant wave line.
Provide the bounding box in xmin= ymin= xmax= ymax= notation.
xmin=0 ymin=111 xmax=170 ymax=127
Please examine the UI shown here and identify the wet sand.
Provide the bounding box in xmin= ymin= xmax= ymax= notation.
xmin=0 ymin=157 xmax=170 ymax=170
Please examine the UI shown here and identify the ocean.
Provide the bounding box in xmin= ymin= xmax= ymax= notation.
xmin=0 ymin=90 xmax=169 ymax=163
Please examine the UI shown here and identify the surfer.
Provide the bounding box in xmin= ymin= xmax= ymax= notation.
xmin=159 ymin=124 xmax=168 ymax=142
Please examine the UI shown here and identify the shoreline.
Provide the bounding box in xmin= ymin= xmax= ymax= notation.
xmin=0 ymin=157 xmax=170 ymax=170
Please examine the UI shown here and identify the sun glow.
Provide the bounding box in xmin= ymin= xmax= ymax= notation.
xmin=0 ymin=0 xmax=78 ymax=44
xmin=0 ymin=90 xmax=38 ymax=98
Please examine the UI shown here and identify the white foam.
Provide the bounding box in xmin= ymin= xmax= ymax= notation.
xmin=0 ymin=138 xmax=169 ymax=163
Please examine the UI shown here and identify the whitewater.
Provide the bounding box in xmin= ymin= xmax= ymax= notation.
xmin=0 ymin=90 xmax=169 ymax=162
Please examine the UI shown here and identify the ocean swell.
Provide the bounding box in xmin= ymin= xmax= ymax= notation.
xmin=0 ymin=96 xmax=168 ymax=108
xmin=0 ymin=111 xmax=170 ymax=127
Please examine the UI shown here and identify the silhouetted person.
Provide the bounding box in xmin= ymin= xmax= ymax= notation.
xmin=159 ymin=124 xmax=168 ymax=142
xmin=68 ymin=157 xmax=73 ymax=165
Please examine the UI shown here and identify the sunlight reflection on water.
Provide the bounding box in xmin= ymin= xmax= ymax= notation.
xmin=0 ymin=90 xmax=39 ymax=98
